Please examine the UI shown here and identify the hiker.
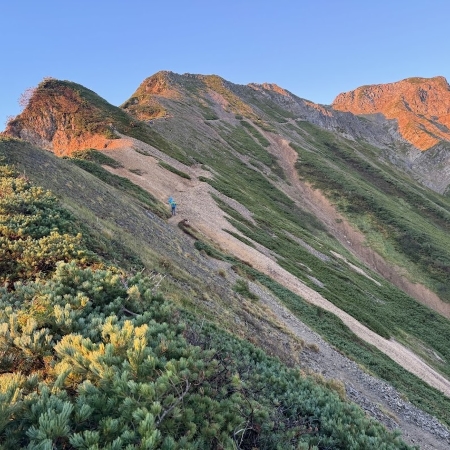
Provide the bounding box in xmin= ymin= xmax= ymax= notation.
xmin=168 ymin=197 xmax=177 ymax=216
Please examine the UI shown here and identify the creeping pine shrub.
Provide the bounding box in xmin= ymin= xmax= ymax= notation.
xmin=0 ymin=265 xmax=244 ymax=449
xmin=233 ymin=278 xmax=258 ymax=300
xmin=0 ymin=164 xmax=99 ymax=287
xmin=0 ymin=159 xmax=414 ymax=449
xmin=0 ymin=161 xmax=244 ymax=449
xmin=0 ymin=266 xmax=416 ymax=450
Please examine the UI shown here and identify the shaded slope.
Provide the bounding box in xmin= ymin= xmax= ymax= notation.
xmin=1 ymin=141 xmax=447 ymax=449
xmin=64 ymin=134 xmax=450 ymax=446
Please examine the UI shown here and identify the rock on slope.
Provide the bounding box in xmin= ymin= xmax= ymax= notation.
xmin=3 ymin=79 xmax=136 ymax=156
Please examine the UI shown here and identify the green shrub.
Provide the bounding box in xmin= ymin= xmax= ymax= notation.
xmin=70 ymin=148 xmax=123 ymax=168
xmin=158 ymin=161 xmax=191 ymax=179
xmin=0 ymin=168 xmax=99 ymax=287
xmin=233 ymin=279 xmax=258 ymax=300
xmin=69 ymin=158 xmax=169 ymax=218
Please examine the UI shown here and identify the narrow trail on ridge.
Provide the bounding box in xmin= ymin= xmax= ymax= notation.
xmin=103 ymin=135 xmax=450 ymax=398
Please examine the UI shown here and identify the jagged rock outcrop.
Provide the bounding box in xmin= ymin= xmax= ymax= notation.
xmin=246 ymin=82 xmax=402 ymax=147
xmin=3 ymin=79 xmax=129 ymax=156
xmin=120 ymin=71 xmax=171 ymax=120
xmin=332 ymin=76 xmax=450 ymax=150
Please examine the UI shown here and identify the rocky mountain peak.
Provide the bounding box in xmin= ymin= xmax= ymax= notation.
xmin=249 ymin=83 xmax=292 ymax=97
xmin=136 ymin=71 xmax=179 ymax=96
xmin=332 ymin=76 xmax=450 ymax=150
xmin=120 ymin=72 xmax=178 ymax=120
xmin=3 ymin=79 xmax=109 ymax=155
xmin=3 ymin=78 xmax=141 ymax=155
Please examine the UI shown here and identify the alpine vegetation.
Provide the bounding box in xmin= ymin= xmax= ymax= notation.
xmin=0 ymin=151 xmax=414 ymax=449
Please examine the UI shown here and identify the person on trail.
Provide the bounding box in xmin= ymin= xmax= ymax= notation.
xmin=168 ymin=197 xmax=177 ymax=216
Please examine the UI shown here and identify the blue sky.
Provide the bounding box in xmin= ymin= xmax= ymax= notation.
xmin=2 ymin=0 xmax=450 ymax=128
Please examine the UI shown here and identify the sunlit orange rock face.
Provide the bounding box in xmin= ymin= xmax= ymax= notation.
xmin=3 ymin=79 xmax=133 ymax=156
xmin=332 ymin=76 xmax=450 ymax=150
xmin=4 ymin=81 xmax=110 ymax=155
xmin=259 ymin=83 xmax=290 ymax=97
xmin=121 ymin=71 xmax=173 ymax=120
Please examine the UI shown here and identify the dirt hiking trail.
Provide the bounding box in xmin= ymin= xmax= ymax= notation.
xmin=103 ymin=135 xmax=450 ymax=400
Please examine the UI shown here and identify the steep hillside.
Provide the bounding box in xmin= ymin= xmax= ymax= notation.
xmin=2 ymin=136 xmax=450 ymax=450
xmin=2 ymin=73 xmax=450 ymax=447
xmin=4 ymin=140 xmax=427 ymax=449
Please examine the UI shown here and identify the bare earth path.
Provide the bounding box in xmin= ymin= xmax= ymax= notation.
xmin=103 ymin=137 xmax=450 ymax=447
xmin=105 ymin=137 xmax=450 ymax=398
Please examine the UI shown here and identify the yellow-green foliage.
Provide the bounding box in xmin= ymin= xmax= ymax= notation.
xmin=0 ymin=161 xmax=414 ymax=449
xmin=0 ymin=164 xmax=98 ymax=287
xmin=203 ymin=75 xmax=257 ymax=119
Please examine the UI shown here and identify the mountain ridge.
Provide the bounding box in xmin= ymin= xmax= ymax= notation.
xmin=2 ymin=72 xmax=449 ymax=305
xmin=4 ymin=72 xmax=450 ymax=193
xmin=2 ymin=71 xmax=450 ymax=448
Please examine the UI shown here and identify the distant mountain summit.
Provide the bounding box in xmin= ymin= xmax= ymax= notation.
xmin=332 ymin=76 xmax=450 ymax=150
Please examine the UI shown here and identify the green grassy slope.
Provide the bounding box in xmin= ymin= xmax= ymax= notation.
xmin=1 ymin=150 xmax=416 ymax=448
xmin=118 ymin=78 xmax=450 ymax=424
xmin=3 ymin=74 xmax=450 ymax=428
xmin=290 ymin=122 xmax=449 ymax=299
